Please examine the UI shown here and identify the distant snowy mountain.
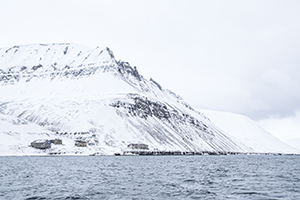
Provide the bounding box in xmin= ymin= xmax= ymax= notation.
xmin=199 ymin=110 xmax=299 ymax=154
xmin=285 ymin=138 xmax=300 ymax=150
xmin=0 ymin=43 xmax=298 ymax=156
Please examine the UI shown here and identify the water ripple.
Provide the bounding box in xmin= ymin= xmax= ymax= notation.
xmin=0 ymin=155 xmax=300 ymax=199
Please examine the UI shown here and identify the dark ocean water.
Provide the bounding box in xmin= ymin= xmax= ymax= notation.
xmin=0 ymin=155 xmax=300 ymax=200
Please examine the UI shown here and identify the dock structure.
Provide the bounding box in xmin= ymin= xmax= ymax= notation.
xmin=120 ymin=151 xmax=290 ymax=156
xmin=122 ymin=150 xmax=230 ymax=156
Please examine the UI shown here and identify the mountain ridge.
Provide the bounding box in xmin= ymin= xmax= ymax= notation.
xmin=0 ymin=43 xmax=297 ymax=155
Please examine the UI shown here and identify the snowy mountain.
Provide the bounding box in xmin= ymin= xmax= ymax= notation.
xmin=199 ymin=110 xmax=299 ymax=154
xmin=285 ymin=138 xmax=300 ymax=150
xmin=0 ymin=43 xmax=297 ymax=156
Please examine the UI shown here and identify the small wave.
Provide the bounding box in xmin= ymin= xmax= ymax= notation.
xmin=184 ymin=179 xmax=196 ymax=182
xmin=24 ymin=197 xmax=47 ymax=200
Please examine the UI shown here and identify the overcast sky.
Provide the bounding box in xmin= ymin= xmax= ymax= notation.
xmin=0 ymin=0 xmax=299 ymax=141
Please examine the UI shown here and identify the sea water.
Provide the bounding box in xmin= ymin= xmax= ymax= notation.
xmin=0 ymin=155 xmax=299 ymax=200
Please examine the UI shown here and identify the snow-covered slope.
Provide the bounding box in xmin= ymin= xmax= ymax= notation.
xmin=285 ymin=138 xmax=300 ymax=150
xmin=200 ymin=110 xmax=299 ymax=154
xmin=0 ymin=43 xmax=297 ymax=155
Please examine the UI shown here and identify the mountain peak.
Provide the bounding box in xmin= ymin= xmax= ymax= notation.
xmin=0 ymin=43 xmax=118 ymax=84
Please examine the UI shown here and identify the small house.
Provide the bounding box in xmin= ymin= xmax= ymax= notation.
xmin=75 ymin=140 xmax=87 ymax=147
xmin=31 ymin=139 xmax=51 ymax=149
xmin=127 ymin=143 xmax=149 ymax=150
xmin=50 ymin=139 xmax=62 ymax=145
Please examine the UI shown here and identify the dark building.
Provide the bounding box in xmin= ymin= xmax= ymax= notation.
xmin=75 ymin=140 xmax=87 ymax=147
xmin=50 ymin=139 xmax=62 ymax=145
xmin=31 ymin=139 xmax=51 ymax=149
xmin=127 ymin=143 xmax=149 ymax=150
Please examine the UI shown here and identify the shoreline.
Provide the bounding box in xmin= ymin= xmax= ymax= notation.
xmin=0 ymin=151 xmax=299 ymax=157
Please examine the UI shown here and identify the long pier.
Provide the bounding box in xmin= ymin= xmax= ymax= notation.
xmin=121 ymin=150 xmax=259 ymax=156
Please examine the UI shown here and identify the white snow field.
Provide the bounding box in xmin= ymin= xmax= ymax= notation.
xmin=200 ymin=110 xmax=299 ymax=154
xmin=0 ymin=43 xmax=298 ymax=156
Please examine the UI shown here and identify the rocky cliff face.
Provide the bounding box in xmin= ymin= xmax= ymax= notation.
xmin=0 ymin=43 xmax=255 ymax=155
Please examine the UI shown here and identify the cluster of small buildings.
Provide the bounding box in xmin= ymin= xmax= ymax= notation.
xmin=30 ymin=138 xmax=89 ymax=149
xmin=31 ymin=138 xmax=149 ymax=154
xmin=31 ymin=139 xmax=63 ymax=149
